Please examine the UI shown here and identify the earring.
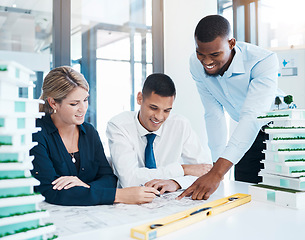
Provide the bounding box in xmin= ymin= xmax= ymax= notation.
xmin=54 ymin=109 xmax=57 ymax=114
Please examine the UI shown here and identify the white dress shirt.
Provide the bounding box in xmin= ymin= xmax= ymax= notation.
xmin=106 ymin=111 xmax=212 ymax=189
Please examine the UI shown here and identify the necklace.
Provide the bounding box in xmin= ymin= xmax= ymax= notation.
xmin=69 ymin=126 xmax=76 ymax=164
xmin=70 ymin=152 xmax=76 ymax=163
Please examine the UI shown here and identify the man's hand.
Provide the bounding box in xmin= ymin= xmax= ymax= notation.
xmin=177 ymin=158 xmax=233 ymax=200
xmin=145 ymin=179 xmax=181 ymax=194
xmin=182 ymin=163 xmax=213 ymax=177
xmin=52 ymin=176 xmax=90 ymax=190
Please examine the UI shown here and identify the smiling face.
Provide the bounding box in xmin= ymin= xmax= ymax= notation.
xmin=195 ymin=36 xmax=236 ymax=76
xmin=137 ymin=91 xmax=174 ymax=132
xmin=49 ymin=87 xmax=89 ymax=127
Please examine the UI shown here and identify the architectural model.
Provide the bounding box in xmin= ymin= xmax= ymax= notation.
xmin=0 ymin=61 xmax=56 ymax=239
xmin=249 ymin=108 xmax=305 ymax=209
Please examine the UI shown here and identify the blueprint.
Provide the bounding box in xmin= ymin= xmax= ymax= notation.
xmin=40 ymin=190 xmax=223 ymax=237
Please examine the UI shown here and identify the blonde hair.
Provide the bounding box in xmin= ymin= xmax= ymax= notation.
xmin=39 ymin=66 xmax=89 ymax=113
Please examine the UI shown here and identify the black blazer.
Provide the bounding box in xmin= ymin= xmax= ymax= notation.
xmin=30 ymin=114 xmax=117 ymax=206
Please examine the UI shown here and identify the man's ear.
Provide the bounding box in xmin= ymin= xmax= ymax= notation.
xmin=228 ymin=38 xmax=236 ymax=50
xmin=137 ymin=92 xmax=143 ymax=105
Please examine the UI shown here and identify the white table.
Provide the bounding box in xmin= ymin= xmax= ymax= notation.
xmin=43 ymin=180 xmax=305 ymax=240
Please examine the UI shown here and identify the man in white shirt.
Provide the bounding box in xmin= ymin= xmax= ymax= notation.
xmin=106 ymin=73 xmax=212 ymax=194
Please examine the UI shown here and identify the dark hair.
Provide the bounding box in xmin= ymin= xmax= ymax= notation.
xmin=195 ymin=15 xmax=231 ymax=42
xmin=142 ymin=73 xmax=176 ymax=98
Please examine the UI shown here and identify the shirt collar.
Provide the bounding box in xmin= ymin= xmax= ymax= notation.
xmin=135 ymin=111 xmax=163 ymax=137
xmin=228 ymin=44 xmax=245 ymax=75
xmin=43 ymin=114 xmax=86 ymax=135
xmin=202 ymin=44 xmax=245 ymax=79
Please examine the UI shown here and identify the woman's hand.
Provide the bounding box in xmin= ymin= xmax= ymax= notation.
xmin=52 ymin=176 xmax=90 ymax=190
xmin=114 ymin=186 xmax=160 ymax=204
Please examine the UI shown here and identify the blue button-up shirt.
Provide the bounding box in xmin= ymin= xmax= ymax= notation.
xmin=190 ymin=41 xmax=284 ymax=164
xmin=30 ymin=114 xmax=117 ymax=206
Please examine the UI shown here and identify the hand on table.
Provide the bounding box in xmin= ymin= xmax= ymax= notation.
xmin=114 ymin=186 xmax=160 ymax=204
xmin=52 ymin=176 xmax=90 ymax=190
xmin=145 ymin=179 xmax=181 ymax=195
xmin=177 ymin=158 xmax=233 ymax=200
xmin=176 ymin=171 xmax=221 ymax=200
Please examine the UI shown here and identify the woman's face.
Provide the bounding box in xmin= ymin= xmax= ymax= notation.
xmin=52 ymin=87 xmax=89 ymax=126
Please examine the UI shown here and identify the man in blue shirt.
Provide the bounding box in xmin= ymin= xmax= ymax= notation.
xmin=178 ymin=15 xmax=284 ymax=200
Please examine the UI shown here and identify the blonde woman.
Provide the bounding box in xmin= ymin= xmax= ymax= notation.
xmin=30 ymin=66 xmax=159 ymax=206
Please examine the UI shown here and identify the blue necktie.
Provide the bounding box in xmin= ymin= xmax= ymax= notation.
xmin=145 ymin=133 xmax=156 ymax=169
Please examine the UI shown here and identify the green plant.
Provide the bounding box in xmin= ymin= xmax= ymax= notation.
xmin=0 ymin=159 xmax=18 ymax=163
xmin=284 ymin=95 xmax=293 ymax=107
xmin=253 ymin=184 xmax=302 ymax=193
xmin=291 ymin=170 xmax=305 ymax=173
xmin=0 ymin=192 xmax=40 ymax=199
xmin=274 ymin=96 xmax=282 ymax=110
xmin=0 ymin=223 xmax=54 ymax=237
xmin=273 ymin=136 xmax=305 ymax=140
xmin=257 ymin=114 xmax=289 ymax=119
xmin=0 ymin=176 xmax=28 ymax=180
xmin=278 ymin=148 xmax=305 ymax=152
xmin=0 ymin=142 xmax=13 ymax=146
xmin=285 ymin=159 xmax=305 ymax=162
xmin=0 ymin=66 xmax=7 ymax=71
xmin=48 ymin=235 xmax=58 ymax=240
xmin=0 ymin=209 xmax=46 ymax=219
xmin=266 ymin=126 xmax=305 ymax=129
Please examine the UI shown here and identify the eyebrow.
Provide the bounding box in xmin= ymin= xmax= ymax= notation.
xmin=149 ymin=104 xmax=158 ymax=108
xmin=68 ymin=95 xmax=89 ymax=102
xmin=150 ymin=104 xmax=172 ymax=111
xmin=196 ymin=50 xmax=221 ymax=55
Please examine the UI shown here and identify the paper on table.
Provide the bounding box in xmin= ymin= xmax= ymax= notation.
xmin=40 ymin=190 xmax=223 ymax=237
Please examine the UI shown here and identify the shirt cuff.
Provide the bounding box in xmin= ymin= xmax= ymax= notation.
xmin=171 ymin=175 xmax=198 ymax=190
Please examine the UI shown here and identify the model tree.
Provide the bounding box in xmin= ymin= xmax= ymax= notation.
xmin=275 ymin=96 xmax=282 ymax=110
xmin=284 ymin=95 xmax=293 ymax=108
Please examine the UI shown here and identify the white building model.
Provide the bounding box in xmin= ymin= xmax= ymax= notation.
xmin=0 ymin=62 xmax=56 ymax=239
xmin=249 ymin=109 xmax=305 ymax=209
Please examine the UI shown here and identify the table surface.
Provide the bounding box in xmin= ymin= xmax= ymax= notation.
xmin=44 ymin=180 xmax=305 ymax=240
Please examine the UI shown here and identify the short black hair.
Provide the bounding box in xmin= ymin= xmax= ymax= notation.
xmin=142 ymin=73 xmax=176 ymax=98
xmin=195 ymin=15 xmax=231 ymax=42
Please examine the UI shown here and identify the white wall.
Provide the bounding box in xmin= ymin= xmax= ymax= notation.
xmin=163 ymin=0 xmax=217 ymax=143
xmin=274 ymin=48 xmax=305 ymax=108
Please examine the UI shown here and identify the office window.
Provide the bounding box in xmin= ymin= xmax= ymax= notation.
xmin=218 ymin=0 xmax=233 ymax=31
xmin=0 ymin=1 xmax=53 ymax=98
xmin=221 ymin=0 xmax=305 ymax=48
xmin=258 ymin=0 xmax=305 ymax=48
xmin=71 ymin=0 xmax=153 ymax=146
xmin=0 ymin=0 xmax=159 ymax=151
xmin=226 ymin=0 xmax=258 ymax=44
xmin=0 ymin=2 xmax=52 ymax=54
